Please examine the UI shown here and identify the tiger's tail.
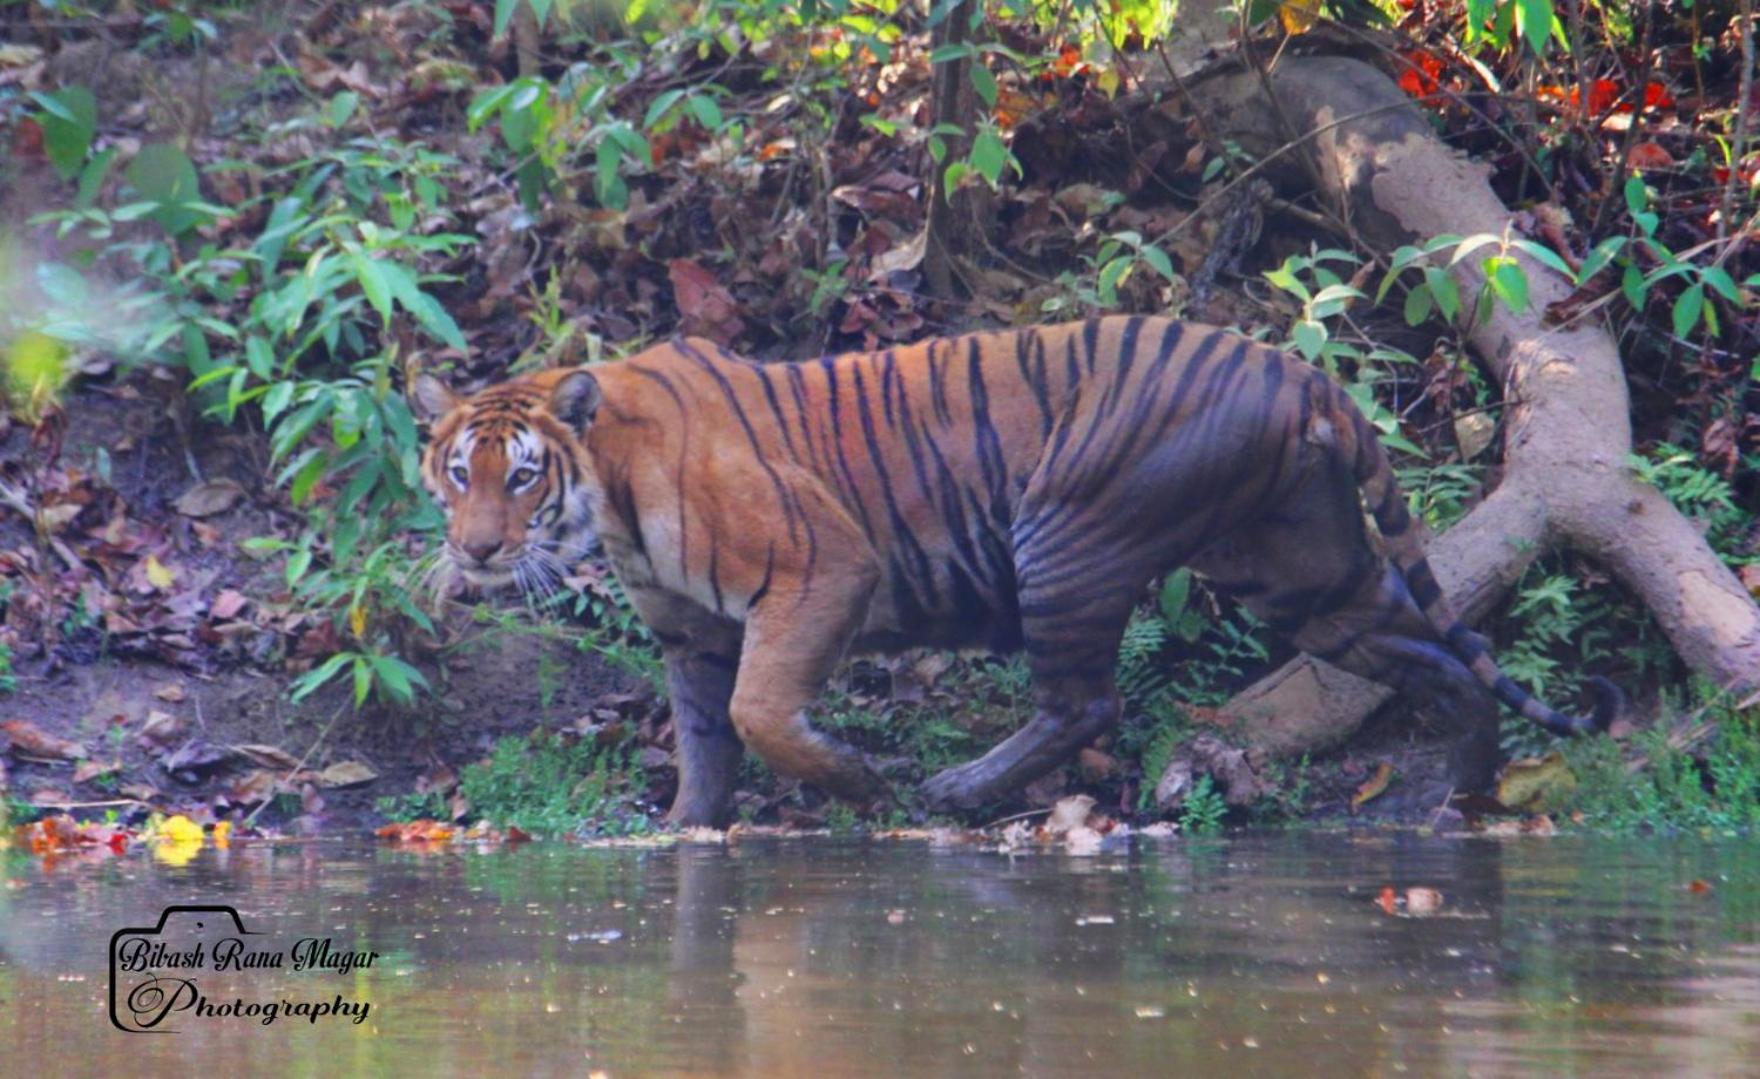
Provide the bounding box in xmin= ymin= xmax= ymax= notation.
xmin=1345 ymin=405 xmax=1620 ymax=737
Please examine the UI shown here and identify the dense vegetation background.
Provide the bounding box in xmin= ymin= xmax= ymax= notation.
xmin=0 ymin=0 xmax=1756 ymax=844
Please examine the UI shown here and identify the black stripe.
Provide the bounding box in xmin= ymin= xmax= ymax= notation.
xmin=753 ymin=363 xmax=798 ymax=457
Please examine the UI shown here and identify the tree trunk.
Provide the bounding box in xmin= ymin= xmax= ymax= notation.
xmin=923 ymin=0 xmax=987 ymax=298
xmin=1168 ymin=56 xmax=1760 ymax=764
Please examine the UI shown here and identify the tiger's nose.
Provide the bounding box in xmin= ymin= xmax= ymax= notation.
xmin=461 ymin=538 xmax=503 ymax=565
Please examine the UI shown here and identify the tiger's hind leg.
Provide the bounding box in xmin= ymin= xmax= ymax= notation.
xmin=921 ymin=572 xmax=1145 ymax=813
xmin=1191 ymin=459 xmax=1500 ymax=796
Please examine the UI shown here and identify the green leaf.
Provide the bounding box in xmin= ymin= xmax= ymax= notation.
xmin=352 ymin=656 xmax=373 ymax=707
xmin=1623 ymin=175 xmax=1648 ymax=215
xmin=352 ymin=251 xmax=393 ymax=325
xmin=1446 ymin=234 xmax=1500 ymax=267
xmin=74 ymin=146 xmax=116 ymax=207
xmin=1097 ymin=255 xmax=1131 ymax=303
xmin=686 ymin=94 xmax=723 ymax=132
xmin=1402 ymin=283 xmax=1434 ymax=325
xmin=467 ymin=84 xmax=517 ymax=132
xmin=1485 ymin=256 xmax=1530 ymax=313
xmin=1139 ymin=244 xmax=1175 ymax=281
xmin=970 ymin=65 xmax=997 ymax=110
xmin=1576 ymin=236 xmax=1625 ymax=283
xmin=262 ymin=380 xmax=294 ymax=425
xmin=329 ymin=91 xmax=359 ymax=128
xmin=1422 ymin=267 xmax=1460 ymax=322
xmin=941 ymin=160 xmax=970 ymax=200
xmin=644 ymin=88 xmax=686 ymax=130
xmin=1509 ymin=239 xmax=1572 ymax=278
xmin=1291 ymin=319 xmax=1327 ymax=360
xmin=244 ymin=335 xmax=275 ymax=380
xmin=32 ymin=85 xmax=97 ymax=181
xmin=1671 ymin=283 xmax=1704 ymax=339
xmin=493 ymin=0 xmax=522 ymax=39
xmin=285 ymin=547 xmax=313 ymax=588
xmin=291 ymin=652 xmax=352 ymax=702
xmin=369 ymin=655 xmax=429 ymax=704
xmin=970 ymin=127 xmax=1007 ymax=187
xmin=1701 ymin=266 xmax=1739 ymax=303
xmin=1621 ymin=262 xmax=1648 ymax=308
xmin=1516 ymin=0 xmax=1554 ymax=54
xmin=125 ymin=143 xmax=205 ymax=236
xmin=386 ymin=267 xmax=468 ymax=351
xmin=595 ymin=139 xmax=628 ymax=209
xmin=1158 ymin=568 xmax=1192 ymax=623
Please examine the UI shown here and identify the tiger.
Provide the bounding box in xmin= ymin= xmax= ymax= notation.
xmin=414 ymin=316 xmax=1617 ymax=826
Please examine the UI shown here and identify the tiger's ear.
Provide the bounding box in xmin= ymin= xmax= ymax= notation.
xmin=549 ymin=370 xmax=601 ymax=431
xmin=410 ymin=373 xmax=460 ymax=422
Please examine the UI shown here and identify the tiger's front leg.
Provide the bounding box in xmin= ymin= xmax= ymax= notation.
xmin=727 ymin=563 xmax=894 ymax=811
xmin=661 ymin=644 xmax=743 ymax=828
xmin=625 ymin=587 xmax=746 ymax=828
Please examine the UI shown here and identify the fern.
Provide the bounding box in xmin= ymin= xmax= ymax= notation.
xmin=1116 ymin=610 xmax=1169 ymax=702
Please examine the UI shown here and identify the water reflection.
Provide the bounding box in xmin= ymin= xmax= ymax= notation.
xmin=2 ymin=833 xmax=1757 ymax=1075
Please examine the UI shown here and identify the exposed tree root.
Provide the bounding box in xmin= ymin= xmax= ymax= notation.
xmin=1164 ymin=55 xmax=1760 ymax=767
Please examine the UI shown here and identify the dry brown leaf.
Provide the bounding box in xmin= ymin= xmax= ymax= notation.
xmin=210 ymin=589 xmax=250 ymax=620
xmin=1045 ymin=794 xmax=1096 ymax=835
xmin=668 ymin=259 xmax=746 ymax=345
xmin=138 ymin=710 xmax=187 ymax=747
xmin=2 ymin=720 xmax=86 ymax=761
xmin=318 ymin=760 xmax=379 ymax=788
xmin=153 ymin=683 xmax=187 ymax=703
xmin=72 ymin=759 xmax=121 ymax=784
xmin=233 ymin=744 xmax=302 ymax=770
xmin=173 ymin=479 xmax=245 ymax=518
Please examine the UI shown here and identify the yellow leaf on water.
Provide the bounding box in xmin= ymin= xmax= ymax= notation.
xmin=144 ymin=555 xmax=175 ymax=590
xmin=153 ymin=839 xmax=203 ymax=867
xmin=155 ymin=814 xmax=205 ymax=844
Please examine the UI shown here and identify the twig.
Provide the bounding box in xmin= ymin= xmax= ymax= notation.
xmin=0 ymin=478 xmax=85 ymax=574
xmin=28 ymin=798 xmax=155 ymax=810
xmin=1145 ymin=100 xmax=1422 ymax=255
xmin=981 ymin=806 xmax=1052 ymax=829
xmin=241 ymin=699 xmax=347 ymax=828
xmin=1590 ymin=3 xmax=1656 ymax=238
xmin=1717 ymin=0 xmax=1755 ymax=245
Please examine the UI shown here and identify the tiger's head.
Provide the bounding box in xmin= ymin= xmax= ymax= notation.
xmin=412 ymin=368 xmax=602 ymax=596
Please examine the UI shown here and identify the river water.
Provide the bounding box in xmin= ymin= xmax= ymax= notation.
xmin=2 ymin=831 xmax=1757 ymax=1076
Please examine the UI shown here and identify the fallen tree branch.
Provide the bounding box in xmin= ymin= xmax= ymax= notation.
xmin=1164 ymin=55 xmax=1760 ymax=766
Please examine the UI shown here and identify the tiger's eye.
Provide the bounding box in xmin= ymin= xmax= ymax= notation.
xmin=449 ymin=465 xmax=468 ymax=487
xmin=509 ymin=467 xmax=538 ymax=489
